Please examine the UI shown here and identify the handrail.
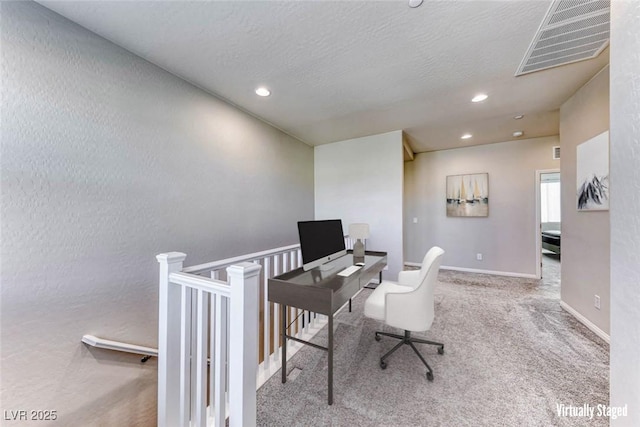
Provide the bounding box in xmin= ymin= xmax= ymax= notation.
xmin=82 ymin=334 xmax=220 ymax=365
xmin=183 ymin=243 xmax=300 ymax=275
xmin=183 ymin=233 xmax=353 ymax=275
xmin=168 ymin=271 xmax=231 ymax=296
xmin=83 ymin=236 xmax=352 ymax=359
xmin=82 ymin=334 xmax=157 ymax=362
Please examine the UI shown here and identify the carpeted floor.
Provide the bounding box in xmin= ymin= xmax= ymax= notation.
xmin=257 ymin=254 xmax=609 ymax=426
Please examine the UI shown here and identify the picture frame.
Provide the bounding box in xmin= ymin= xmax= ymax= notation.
xmin=446 ymin=173 xmax=489 ymax=217
xmin=576 ymin=131 xmax=609 ymax=211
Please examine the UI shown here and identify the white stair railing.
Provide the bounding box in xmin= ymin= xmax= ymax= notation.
xmin=157 ymin=252 xmax=260 ymax=427
xmin=156 ymin=237 xmax=353 ymax=427
xmin=182 ymin=243 xmax=330 ymax=385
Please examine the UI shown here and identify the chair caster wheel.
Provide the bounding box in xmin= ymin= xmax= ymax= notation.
xmin=380 ymin=360 xmax=387 ymax=370
xmin=426 ymin=372 xmax=434 ymax=381
xmin=375 ymin=334 xmax=381 ymax=342
xmin=438 ymin=346 xmax=444 ymax=355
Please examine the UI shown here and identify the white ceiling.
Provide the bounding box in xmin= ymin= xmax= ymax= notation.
xmin=38 ymin=0 xmax=609 ymax=153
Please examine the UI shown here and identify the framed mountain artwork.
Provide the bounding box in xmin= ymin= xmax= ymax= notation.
xmin=577 ymin=131 xmax=609 ymax=211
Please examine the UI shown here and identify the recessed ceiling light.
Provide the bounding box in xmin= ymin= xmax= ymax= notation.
xmin=461 ymin=133 xmax=473 ymax=140
xmin=514 ymin=115 xmax=524 ymax=120
xmin=471 ymin=94 xmax=488 ymax=103
xmin=408 ymin=0 xmax=423 ymax=7
xmin=255 ymin=87 xmax=271 ymax=97
xmin=513 ymin=131 xmax=524 ymax=137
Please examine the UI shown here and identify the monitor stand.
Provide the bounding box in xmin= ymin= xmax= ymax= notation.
xmin=319 ymin=263 xmax=336 ymax=272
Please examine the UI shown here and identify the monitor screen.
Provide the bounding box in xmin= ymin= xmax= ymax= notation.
xmin=297 ymin=219 xmax=347 ymax=271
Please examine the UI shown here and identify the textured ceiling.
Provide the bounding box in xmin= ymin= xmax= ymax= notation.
xmin=38 ymin=0 xmax=609 ymax=153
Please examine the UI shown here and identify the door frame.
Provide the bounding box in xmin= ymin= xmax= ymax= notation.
xmin=535 ymin=168 xmax=561 ymax=279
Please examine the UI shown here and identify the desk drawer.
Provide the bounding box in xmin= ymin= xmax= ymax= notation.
xmin=268 ymin=280 xmax=332 ymax=314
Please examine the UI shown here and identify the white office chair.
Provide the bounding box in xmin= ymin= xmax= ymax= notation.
xmin=364 ymin=246 xmax=445 ymax=380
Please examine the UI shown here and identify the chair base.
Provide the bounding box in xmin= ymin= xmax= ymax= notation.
xmin=374 ymin=330 xmax=444 ymax=381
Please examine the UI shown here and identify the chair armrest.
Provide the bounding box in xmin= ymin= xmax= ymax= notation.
xmin=397 ymin=270 xmax=420 ymax=287
xmin=385 ymin=285 xmax=420 ymax=331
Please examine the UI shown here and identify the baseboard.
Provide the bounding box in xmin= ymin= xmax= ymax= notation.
xmin=437 ymin=265 xmax=538 ymax=279
xmin=406 ymin=262 xmax=609 ymax=344
xmin=406 ymin=262 xmax=537 ymax=279
xmin=559 ymin=300 xmax=610 ymax=344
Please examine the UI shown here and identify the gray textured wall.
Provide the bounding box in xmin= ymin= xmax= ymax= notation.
xmin=1 ymin=2 xmax=313 ymax=425
xmin=610 ymin=1 xmax=640 ymax=424
xmin=559 ymin=66 xmax=610 ymax=336
xmin=404 ymin=136 xmax=559 ymax=276
xmin=314 ymin=131 xmax=404 ymax=279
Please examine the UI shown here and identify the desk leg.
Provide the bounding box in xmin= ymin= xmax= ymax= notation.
xmin=366 ymin=270 xmax=383 ymax=289
xmin=328 ymin=313 xmax=333 ymax=405
xmin=281 ymin=304 xmax=287 ymax=384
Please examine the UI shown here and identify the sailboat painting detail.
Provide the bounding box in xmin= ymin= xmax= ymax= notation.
xmin=576 ymin=131 xmax=609 ymax=211
xmin=446 ymin=173 xmax=489 ymax=217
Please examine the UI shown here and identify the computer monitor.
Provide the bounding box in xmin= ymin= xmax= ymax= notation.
xmin=297 ymin=219 xmax=347 ymax=271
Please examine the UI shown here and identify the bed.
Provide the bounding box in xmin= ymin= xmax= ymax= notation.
xmin=542 ymin=230 xmax=561 ymax=255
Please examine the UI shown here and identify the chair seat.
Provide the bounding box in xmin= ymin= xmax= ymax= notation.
xmin=364 ymin=280 xmax=413 ymax=321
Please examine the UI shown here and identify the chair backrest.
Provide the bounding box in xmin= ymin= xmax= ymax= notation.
xmin=385 ymin=246 xmax=444 ymax=332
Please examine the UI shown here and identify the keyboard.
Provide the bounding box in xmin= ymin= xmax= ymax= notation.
xmin=337 ymin=265 xmax=362 ymax=277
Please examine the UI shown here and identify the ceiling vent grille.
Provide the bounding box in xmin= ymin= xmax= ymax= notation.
xmin=553 ymin=146 xmax=561 ymax=159
xmin=515 ymin=0 xmax=610 ymax=76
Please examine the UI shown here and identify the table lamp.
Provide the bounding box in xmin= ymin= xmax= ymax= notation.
xmin=349 ymin=223 xmax=370 ymax=258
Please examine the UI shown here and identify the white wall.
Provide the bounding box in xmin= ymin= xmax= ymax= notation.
xmin=404 ymin=136 xmax=559 ymax=277
xmin=559 ymin=66 xmax=610 ymax=336
xmin=314 ymin=131 xmax=404 ymax=279
xmin=1 ymin=3 xmax=313 ymax=425
xmin=610 ymin=1 xmax=640 ymax=424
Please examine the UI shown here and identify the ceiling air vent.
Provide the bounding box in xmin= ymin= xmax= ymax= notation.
xmin=515 ymin=0 xmax=610 ymax=76
xmin=553 ymin=146 xmax=561 ymax=159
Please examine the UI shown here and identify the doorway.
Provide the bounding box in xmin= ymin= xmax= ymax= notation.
xmin=535 ymin=169 xmax=561 ymax=280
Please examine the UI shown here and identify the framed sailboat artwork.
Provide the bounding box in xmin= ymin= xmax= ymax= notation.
xmin=446 ymin=173 xmax=489 ymax=217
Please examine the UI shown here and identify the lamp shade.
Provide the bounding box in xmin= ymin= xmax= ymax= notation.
xmin=348 ymin=223 xmax=370 ymax=240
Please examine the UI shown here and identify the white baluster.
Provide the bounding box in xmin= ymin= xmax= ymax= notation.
xmin=272 ymin=256 xmax=280 ymax=365
xmin=263 ymin=256 xmax=271 ymax=369
xmin=195 ymin=290 xmax=208 ymax=427
xmin=209 ymin=271 xmax=219 ymax=419
xmin=296 ymin=252 xmax=305 ymax=338
xmin=179 ymin=285 xmax=191 ymax=426
xmin=288 ymin=251 xmax=298 ymax=337
xmin=296 ymin=254 xmax=305 ymax=336
xmin=156 ymin=252 xmax=187 ymax=427
xmin=281 ymin=254 xmax=290 ymax=343
xmin=190 ymin=290 xmax=198 ymax=423
xmin=227 ymin=263 xmax=261 ymax=427
xmin=213 ymin=294 xmax=228 ymax=427
xmin=298 ymin=248 xmax=313 ymax=330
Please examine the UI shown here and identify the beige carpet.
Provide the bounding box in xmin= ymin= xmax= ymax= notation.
xmin=257 ymin=254 xmax=609 ymax=426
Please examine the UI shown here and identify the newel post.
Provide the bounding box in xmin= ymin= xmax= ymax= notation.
xmin=227 ymin=262 xmax=261 ymax=427
xmin=156 ymin=252 xmax=187 ymax=427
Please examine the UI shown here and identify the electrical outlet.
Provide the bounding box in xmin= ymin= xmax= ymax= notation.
xmin=413 ymin=217 xmax=418 ymax=224
xmin=476 ymin=253 xmax=483 ymax=261
xmin=594 ymin=295 xmax=601 ymax=310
